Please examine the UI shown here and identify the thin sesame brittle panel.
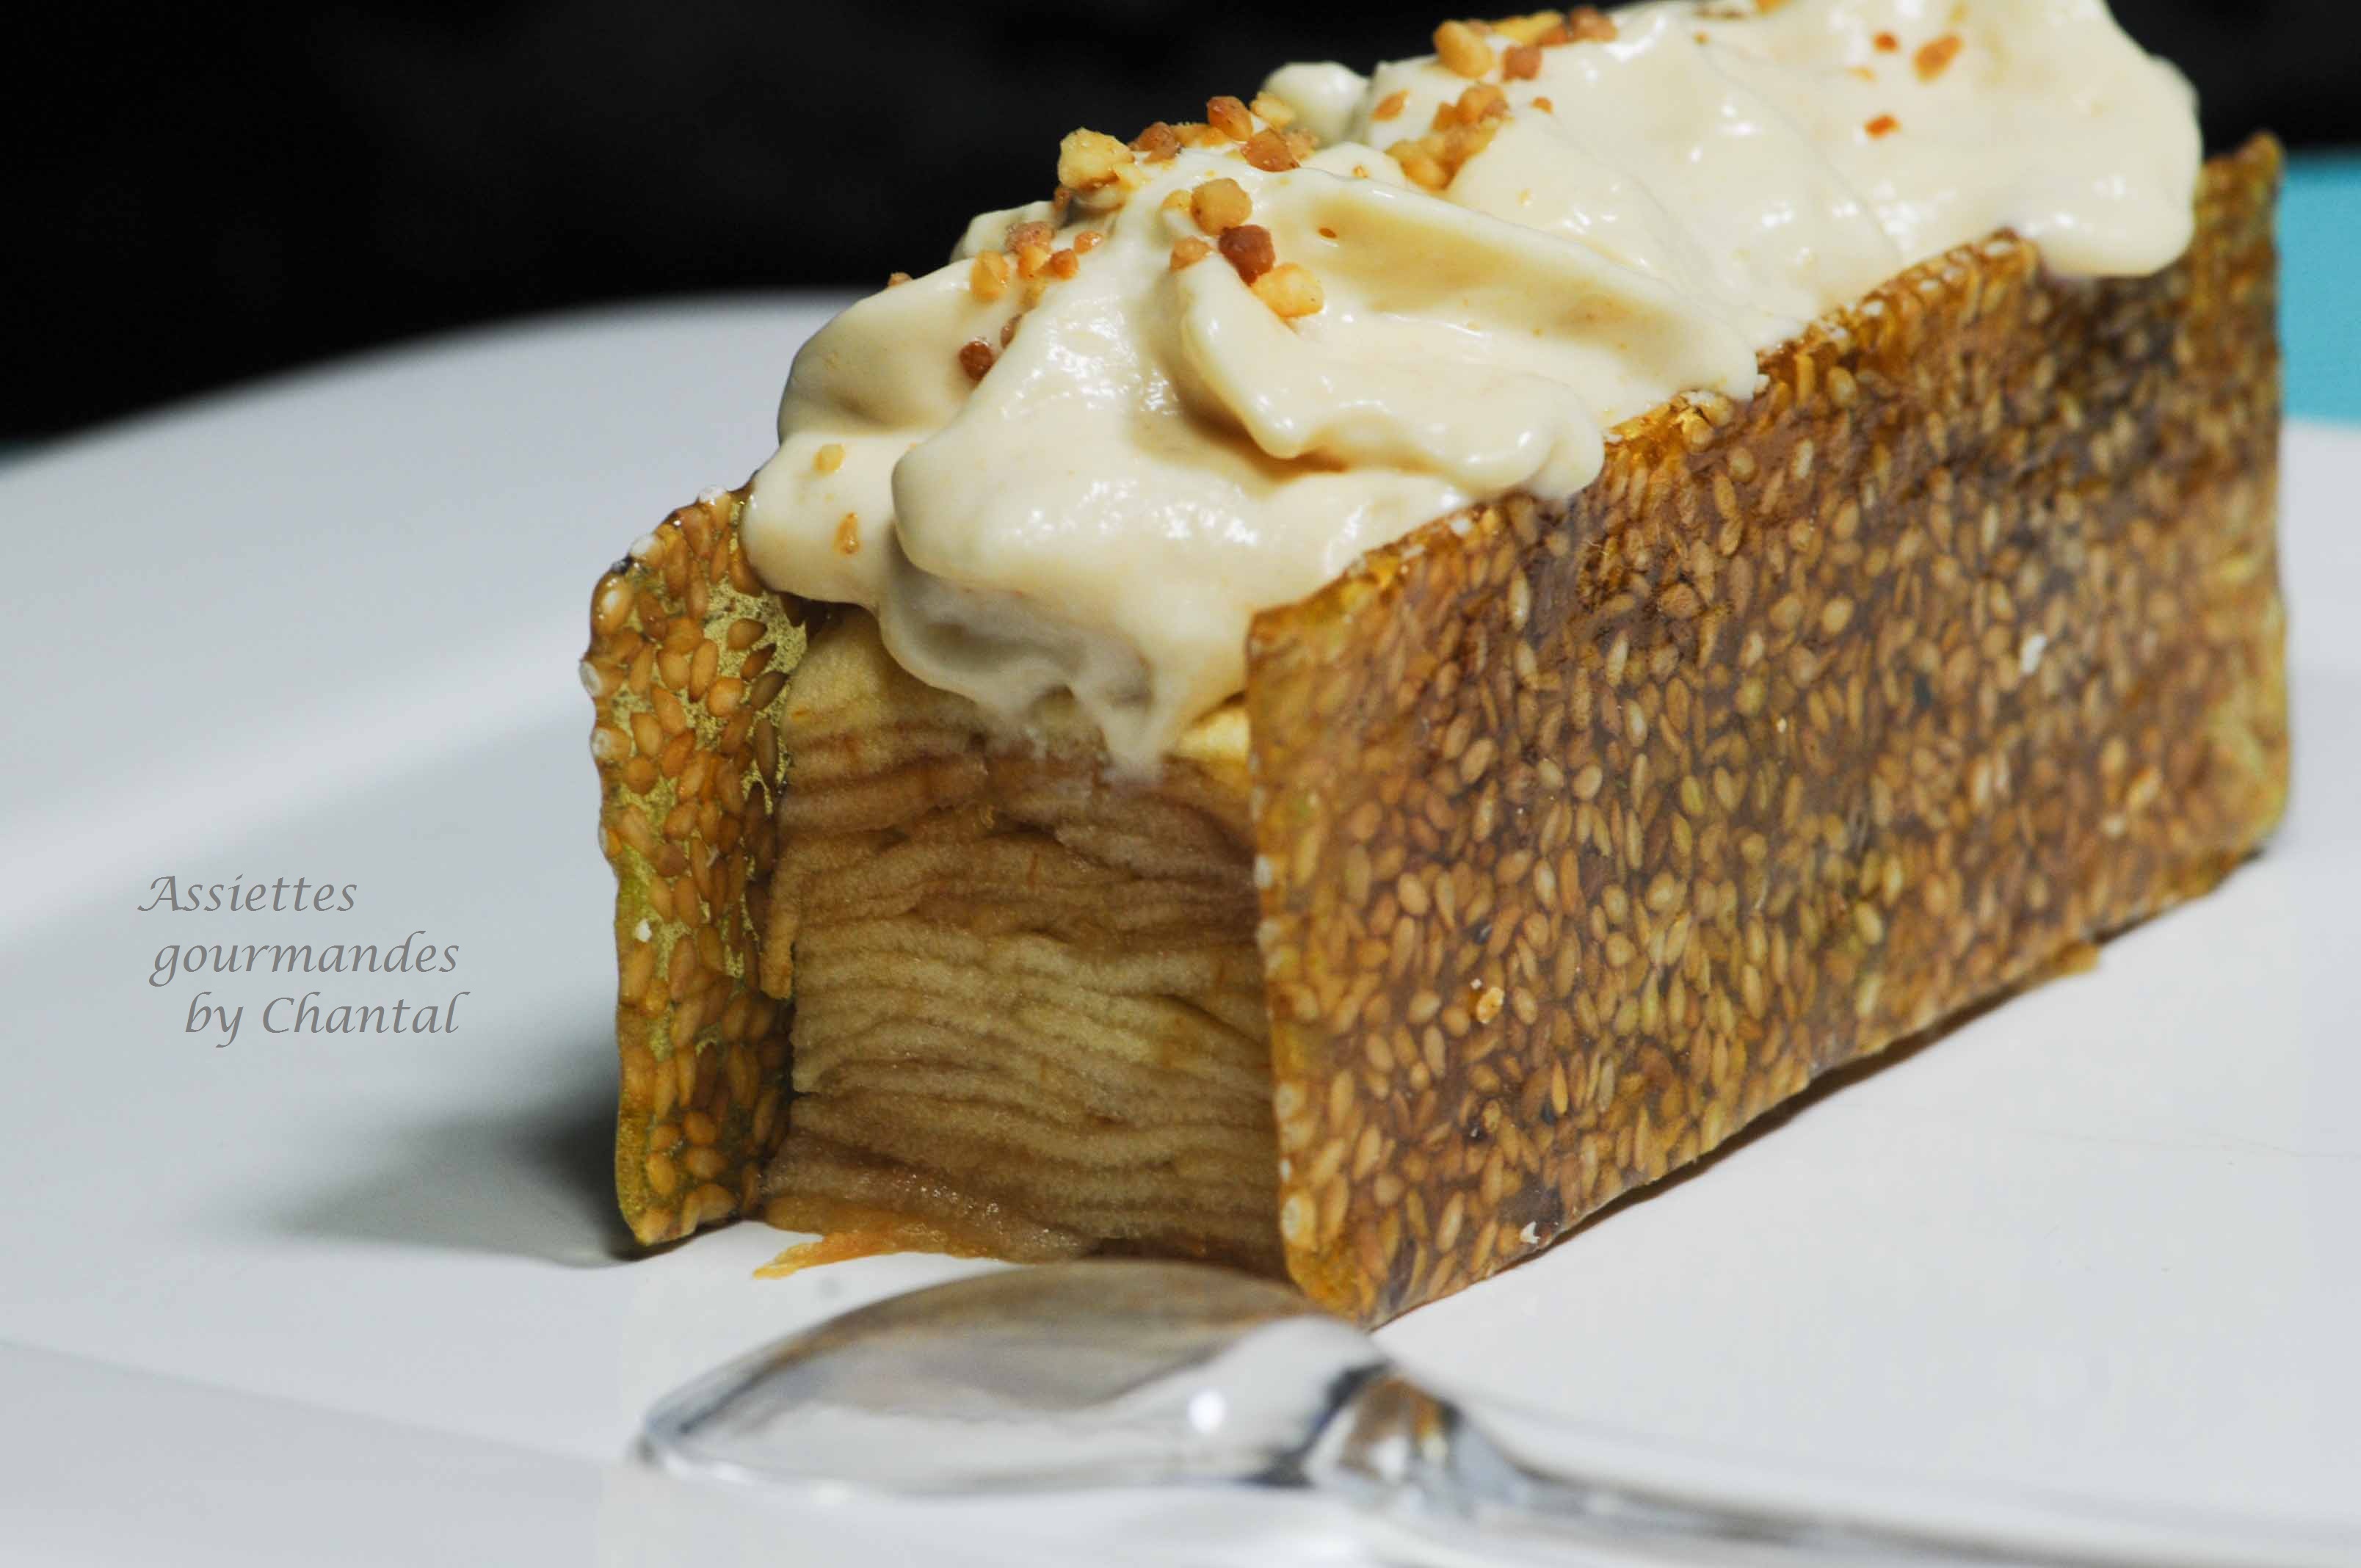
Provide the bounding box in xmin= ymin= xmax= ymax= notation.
xmin=1244 ymin=140 xmax=2288 ymax=1324
xmin=585 ymin=490 xmax=807 ymax=1245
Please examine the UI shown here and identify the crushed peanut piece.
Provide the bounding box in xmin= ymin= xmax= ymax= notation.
xmin=1192 ymin=176 xmax=1253 ymax=233
xmin=1218 ymin=223 xmax=1277 ymax=283
xmin=1207 ymin=95 xmax=1255 ymax=141
xmin=1531 ymin=95 xmax=1554 ymax=112
xmin=1008 ymin=219 xmax=1055 ymax=278
xmin=1176 ymin=121 xmax=1227 ymax=149
xmin=999 ymin=315 xmax=1019 ymax=348
xmin=1131 ymin=121 xmax=1181 ymax=161
xmin=1491 ymin=11 xmax=1565 ymax=46
xmin=1559 ymin=5 xmax=1615 ymax=41
xmin=1281 ymin=127 xmax=1319 ymax=161
xmin=1316 ymin=225 xmax=1338 ymax=239
xmin=1874 ymin=30 xmax=1898 ymax=51
xmin=1252 ymin=262 xmax=1324 ymax=319
xmin=1435 ymin=20 xmax=1495 ymax=79
xmin=1444 ymin=82 xmax=1509 ymax=126
xmin=958 ymin=339 xmax=996 ymax=381
xmin=1241 ymin=128 xmax=1299 ymax=172
xmin=1865 ymin=113 xmax=1899 ymax=138
xmin=833 ymin=512 xmax=860 ymax=554
xmin=1048 ymin=247 xmax=1080 ymax=280
xmin=1373 ymin=89 xmax=1409 ymax=121
xmin=969 ymin=250 xmax=1012 ymax=301
xmin=813 ymin=443 xmax=845 ymax=475
xmin=1849 ymin=66 xmax=1876 ymax=82
xmin=1161 ymin=188 xmax=1192 ymax=216
xmin=1390 ymin=142 xmax=1449 ymax=191
xmin=1056 ymin=129 xmax=1136 ymax=194
xmin=1915 ymin=33 xmax=1962 ymax=80
xmin=885 ymin=271 xmax=912 ymax=287
xmin=1250 ymin=92 xmax=1296 ymax=128
xmin=1073 ymin=229 xmax=1105 ymax=253
xmin=1503 ymin=43 xmax=1542 ymax=79
xmin=1170 ymin=236 xmax=1213 ymax=269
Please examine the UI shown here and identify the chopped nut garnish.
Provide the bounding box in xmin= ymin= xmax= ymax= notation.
xmin=1218 ymin=223 xmax=1277 ymax=283
xmin=1048 ymin=247 xmax=1080 ymax=280
xmin=1057 ymin=128 xmax=1136 ymax=194
xmin=1865 ymin=113 xmax=1900 ymax=138
xmin=1192 ymin=176 xmax=1253 ymax=233
xmin=1503 ymin=43 xmax=1542 ymax=79
xmin=1250 ymin=92 xmax=1296 ymax=128
xmin=1562 ymin=6 xmax=1616 ymax=41
xmin=958 ymin=339 xmax=996 ymax=381
xmin=1207 ymin=95 xmax=1255 ymax=141
xmin=1073 ymin=229 xmax=1105 ymax=253
xmin=1251 ymin=262 xmax=1324 ymax=319
xmin=1444 ymin=82 xmax=1509 ymax=125
xmin=1176 ymin=121 xmax=1228 ymax=149
xmin=1531 ymin=95 xmax=1554 ymax=112
xmin=1161 ymin=188 xmax=1192 ymax=216
xmin=1848 ymin=66 xmax=1876 ymax=82
xmin=1281 ymin=127 xmax=1319 ymax=161
xmin=1915 ymin=33 xmax=1962 ymax=81
xmin=1874 ymin=30 xmax=1899 ymax=51
xmin=1170 ymin=236 xmax=1213 ymax=269
xmin=1389 ymin=81 xmax=1508 ymax=192
xmin=969 ymin=251 xmax=1012 ymax=301
xmin=1373 ymin=89 xmax=1409 ymax=121
xmin=813 ymin=443 xmax=845 ymax=475
xmin=1390 ymin=142 xmax=1448 ymax=191
xmin=1008 ymin=219 xmax=1056 ymax=279
xmin=833 ymin=512 xmax=860 ymax=554
xmin=885 ymin=271 xmax=913 ymax=287
xmin=1491 ymin=11 xmax=1565 ymax=46
xmin=1316 ymin=225 xmax=1338 ymax=239
xmin=1000 ymin=316 xmax=1019 ymax=347
xmin=1435 ymin=20 xmax=1495 ymax=79
xmin=1131 ymin=121 xmax=1182 ymax=161
xmin=1241 ymin=129 xmax=1299 ymax=172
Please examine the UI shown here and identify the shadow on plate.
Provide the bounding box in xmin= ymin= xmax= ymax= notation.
xmin=272 ymin=1048 xmax=639 ymax=1268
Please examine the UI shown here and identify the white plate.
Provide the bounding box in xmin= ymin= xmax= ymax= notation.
xmin=1 ymin=302 xmax=2355 ymax=1566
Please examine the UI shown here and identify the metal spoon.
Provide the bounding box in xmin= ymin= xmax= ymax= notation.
xmin=639 ymin=1260 xmax=2347 ymax=1567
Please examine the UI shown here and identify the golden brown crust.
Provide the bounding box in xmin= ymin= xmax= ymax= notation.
xmin=584 ymin=494 xmax=808 ymax=1245
xmin=1244 ymin=139 xmax=2287 ymax=1322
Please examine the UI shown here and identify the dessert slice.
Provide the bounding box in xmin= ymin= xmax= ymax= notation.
xmin=586 ymin=7 xmax=2285 ymax=1324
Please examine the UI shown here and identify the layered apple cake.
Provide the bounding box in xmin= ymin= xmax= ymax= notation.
xmin=585 ymin=1 xmax=2285 ymax=1324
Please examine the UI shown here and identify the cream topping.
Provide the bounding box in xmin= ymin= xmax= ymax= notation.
xmin=744 ymin=0 xmax=2199 ymax=770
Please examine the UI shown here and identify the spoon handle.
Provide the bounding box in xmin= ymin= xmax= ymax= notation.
xmin=1305 ymin=1374 xmax=2347 ymax=1568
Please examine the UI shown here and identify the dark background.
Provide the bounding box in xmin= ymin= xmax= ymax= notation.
xmin=10 ymin=1 xmax=2355 ymax=438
